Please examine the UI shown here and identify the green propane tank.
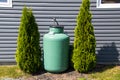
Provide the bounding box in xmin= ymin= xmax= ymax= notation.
xmin=43 ymin=18 xmax=69 ymax=73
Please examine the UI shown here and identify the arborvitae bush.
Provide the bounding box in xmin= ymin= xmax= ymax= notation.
xmin=72 ymin=0 xmax=96 ymax=73
xmin=16 ymin=7 xmax=41 ymax=74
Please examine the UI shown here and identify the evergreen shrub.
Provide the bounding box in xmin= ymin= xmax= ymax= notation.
xmin=16 ymin=7 xmax=41 ymax=74
xmin=72 ymin=0 xmax=96 ymax=73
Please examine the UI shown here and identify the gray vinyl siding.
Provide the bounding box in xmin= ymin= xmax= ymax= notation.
xmin=0 ymin=0 xmax=120 ymax=64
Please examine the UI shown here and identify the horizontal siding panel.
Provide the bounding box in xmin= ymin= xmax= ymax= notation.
xmin=14 ymin=0 xmax=83 ymax=3
xmin=0 ymin=47 xmax=16 ymax=52
xmin=97 ymin=55 xmax=120 ymax=59
xmin=0 ymin=33 xmax=18 ymax=36
xmin=0 ymin=44 xmax=16 ymax=48
xmin=93 ymin=19 xmax=120 ymax=22
xmin=93 ymin=15 xmax=120 ymax=19
xmin=97 ymin=44 xmax=120 ymax=48
xmin=0 ymin=59 xmax=15 ymax=63
xmin=0 ymin=14 xmax=21 ymax=18
xmin=96 ymin=41 xmax=120 ymax=44
xmin=37 ymin=18 xmax=120 ymax=23
xmin=38 ymin=22 xmax=76 ymax=26
xmin=0 ymin=52 xmax=15 ymax=55
xmin=97 ymin=59 xmax=120 ymax=63
xmin=0 ymin=55 xmax=14 ymax=59
xmin=35 ymin=15 xmax=77 ymax=18
xmin=96 ymin=51 xmax=120 ymax=55
xmin=0 ymin=41 xmax=16 ymax=44
xmin=94 ymin=26 xmax=120 ymax=30
xmin=36 ymin=11 xmax=78 ymax=15
xmin=0 ymin=10 xmax=21 ymax=14
xmin=13 ymin=3 xmax=81 ymax=7
xmin=96 ymin=37 xmax=120 ymax=41
xmin=13 ymin=0 xmax=94 ymax=2
xmin=0 ymin=26 xmax=19 ymax=28
xmin=0 ymin=18 xmax=20 ymax=22
xmin=94 ymin=30 xmax=120 ymax=34
xmin=68 ymin=33 xmax=120 ymax=37
xmin=92 ymin=11 xmax=120 ymax=15
xmin=95 ymin=34 xmax=120 ymax=37
xmin=96 ymin=48 xmax=120 ymax=52
xmin=37 ymin=18 xmax=76 ymax=21
xmin=91 ymin=8 xmax=120 ymax=11
xmin=0 ymin=0 xmax=119 ymax=64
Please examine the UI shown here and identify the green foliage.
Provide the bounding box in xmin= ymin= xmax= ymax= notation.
xmin=16 ymin=7 xmax=41 ymax=74
xmin=72 ymin=0 xmax=96 ymax=73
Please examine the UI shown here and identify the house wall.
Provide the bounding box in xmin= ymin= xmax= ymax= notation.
xmin=0 ymin=0 xmax=120 ymax=64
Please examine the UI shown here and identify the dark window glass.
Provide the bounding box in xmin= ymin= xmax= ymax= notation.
xmin=102 ymin=0 xmax=120 ymax=3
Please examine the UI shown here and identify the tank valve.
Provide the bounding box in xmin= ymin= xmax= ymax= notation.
xmin=53 ymin=18 xmax=59 ymax=26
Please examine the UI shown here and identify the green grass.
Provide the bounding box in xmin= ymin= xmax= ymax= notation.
xmin=87 ymin=66 xmax=120 ymax=80
xmin=77 ymin=78 xmax=86 ymax=80
xmin=0 ymin=65 xmax=120 ymax=80
xmin=0 ymin=65 xmax=30 ymax=78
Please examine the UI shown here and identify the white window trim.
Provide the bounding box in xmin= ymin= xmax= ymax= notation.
xmin=97 ymin=0 xmax=120 ymax=8
xmin=0 ymin=0 xmax=12 ymax=7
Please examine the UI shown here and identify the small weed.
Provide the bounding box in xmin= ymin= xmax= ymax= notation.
xmin=77 ymin=78 xmax=86 ymax=80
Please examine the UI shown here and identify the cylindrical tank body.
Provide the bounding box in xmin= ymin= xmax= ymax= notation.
xmin=43 ymin=26 xmax=69 ymax=73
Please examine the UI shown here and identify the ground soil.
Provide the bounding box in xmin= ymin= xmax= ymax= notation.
xmin=1 ymin=65 xmax=109 ymax=80
xmin=23 ymin=65 xmax=110 ymax=80
xmin=24 ymin=68 xmax=84 ymax=80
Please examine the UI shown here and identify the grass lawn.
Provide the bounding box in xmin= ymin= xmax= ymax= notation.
xmin=87 ymin=65 xmax=120 ymax=80
xmin=0 ymin=65 xmax=120 ymax=80
xmin=0 ymin=65 xmax=30 ymax=79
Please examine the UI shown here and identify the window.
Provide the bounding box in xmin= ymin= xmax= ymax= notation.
xmin=0 ymin=0 xmax=12 ymax=7
xmin=97 ymin=0 xmax=120 ymax=8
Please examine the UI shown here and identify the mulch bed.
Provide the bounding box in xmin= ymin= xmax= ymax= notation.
xmin=25 ymin=68 xmax=84 ymax=80
xmin=24 ymin=64 xmax=114 ymax=80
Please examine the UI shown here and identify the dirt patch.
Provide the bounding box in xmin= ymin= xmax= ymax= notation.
xmin=23 ymin=65 xmax=112 ymax=80
xmin=24 ymin=69 xmax=84 ymax=80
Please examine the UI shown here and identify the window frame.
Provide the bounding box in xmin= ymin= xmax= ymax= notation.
xmin=97 ymin=0 xmax=120 ymax=8
xmin=0 ymin=0 xmax=12 ymax=7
